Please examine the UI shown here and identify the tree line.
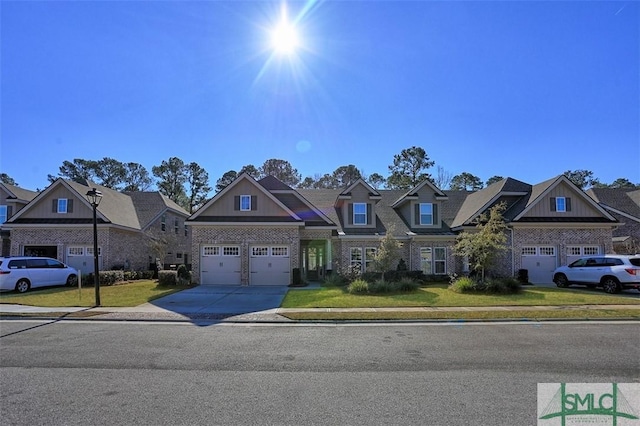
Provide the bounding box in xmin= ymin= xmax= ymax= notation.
xmin=1 ymin=146 xmax=637 ymax=213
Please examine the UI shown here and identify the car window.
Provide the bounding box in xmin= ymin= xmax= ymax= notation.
xmin=8 ymin=259 xmax=27 ymax=269
xmin=604 ymin=258 xmax=623 ymax=266
xmin=629 ymin=258 xmax=640 ymax=267
xmin=585 ymin=258 xmax=598 ymax=266
xmin=569 ymin=259 xmax=587 ymax=267
xmin=46 ymin=259 xmax=64 ymax=268
xmin=27 ymin=258 xmax=48 ymax=268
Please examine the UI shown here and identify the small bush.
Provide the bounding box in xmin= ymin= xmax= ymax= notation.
xmin=158 ymin=271 xmax=178 ymax=286
xmin=323 ymin=273 xmax=347 ymax=287
xmin=369 ymin=279 xmax=394 ymax=293
xmin=396 ymin=277 xmax=420 ymax=292
xmin=501 ymin=277 xmax=522 ymax=293
xmin=176 ymin=264 xmax=191 ymax=282
xmin=347 ymin=278 xmax=369 ymax=294
xmin=449 ymin=276 xmax=480 ymax=293
xmin=396 ymin=258 xmax=408 ymax=271
xmin=361 ymin=271 xmax=382 ymax=283
xmin=484 ymin=278 xmax=506 ymax=294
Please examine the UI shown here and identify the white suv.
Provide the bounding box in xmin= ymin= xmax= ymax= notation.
xmin=0 ymin=256 xmax=78 ymax=293
xmin=553 ymin=255 xmax=640 ymax=294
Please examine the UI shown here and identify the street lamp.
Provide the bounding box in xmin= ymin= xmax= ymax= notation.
xmin=85 ymin=188 xmax=103 ymax=306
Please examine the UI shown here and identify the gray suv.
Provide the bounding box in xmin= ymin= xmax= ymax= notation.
xmin=553 ymin=255 xmax=640 ymax=294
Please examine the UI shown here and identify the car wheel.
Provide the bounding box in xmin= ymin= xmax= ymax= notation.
xmin=602 ymin=277 xmax=620 ymax=294
xmin=15 ymin=279 xmax=30 ymax=293
xmin=554 ymin=274 xmax=569 ymax=288
xmin=66 ymin=275 xmax=78 ymax=287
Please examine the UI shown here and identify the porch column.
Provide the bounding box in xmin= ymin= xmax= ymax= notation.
xmin=325 ymin=239 xmax=332 ymax=272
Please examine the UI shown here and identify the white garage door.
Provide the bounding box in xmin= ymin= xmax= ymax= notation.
xmin=66 ymin=246 xmax=102 ymax=275
xmin=201 ymin=245 xmax=241 ymax=285
xmin=566 ymin=246 xmax=600 ymax=266
xmin=521 ymin=246 xmax=557 ymax=284
xmin=250 ymin=245 xmax=290 ymax=286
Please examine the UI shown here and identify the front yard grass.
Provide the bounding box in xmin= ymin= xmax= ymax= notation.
xmin=0 ymin=280 xmax=187 ymax=307
xmin=282 ymin=283 xmax=640 ymax=309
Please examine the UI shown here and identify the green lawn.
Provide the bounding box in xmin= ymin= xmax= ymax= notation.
xmin=281 ymin=309 xmax=640 ymax=321
xmin=282 ymin=283 xmax=640 ymax=308
xmin=0 ymin=280 xmax=187 ymax=307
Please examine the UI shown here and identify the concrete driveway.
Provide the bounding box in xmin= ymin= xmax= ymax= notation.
xmin=149 ymin=285 xmax=289 ymax=315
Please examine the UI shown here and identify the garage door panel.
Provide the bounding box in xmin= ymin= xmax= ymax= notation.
xmin=250 ymin=245 xmax=290 ymax=286
xmin=201 ymin=245 xmax=241 ymax=285
xmin=521 ymin=246 xmax=557 ymax=284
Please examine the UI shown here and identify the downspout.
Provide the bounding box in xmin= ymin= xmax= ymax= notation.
xmin=509 ymin=226 xmax=515 ymax=277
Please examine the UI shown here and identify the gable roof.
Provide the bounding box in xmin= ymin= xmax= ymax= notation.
xmin=586 ymin=187 xmax=640 ymax=222
xmin=125 ymin=191 xmax=190 ymax=230
xmin=7 ymin=179 xmax=188 ymax=231
xmin=391 ymin=179 xmax=448 ymax=208
xmin=451 ymin=177 xmax=530 ymax=228
xmin=338 ymin=178 xmax=381 ymax=199
xmin=1 ymin=182 xmax=38 ymax=203
xmin=189 ymin=172 xmax=302 ymax=222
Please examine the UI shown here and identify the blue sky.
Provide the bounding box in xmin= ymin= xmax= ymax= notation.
xmin=1 ymin=1 xmax=638 ymax=192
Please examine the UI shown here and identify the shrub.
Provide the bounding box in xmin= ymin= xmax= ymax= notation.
xmin=501 ymin=277 xmax=521 ymax=293
xmin=323 ymin=273 xmax=347 ymax=287
xmin=361 ymin=271 xmax=382 ymax=283
xmin=484 ymin=278 xmax=506 ymax=294
xmin=347 ymin=278 xmax=369 ymax=294
xmin=449 ymin=276 xmax=480 ymax=293
xmin=396 ymin=258 xmax=408 ymax=271
xmin=369 ymin=279 xmax=394 ymax=293
xmin=158 ymin=271 xmax=178 ymax=286
xmin=396 ymin=277 xmax=420 ymax=292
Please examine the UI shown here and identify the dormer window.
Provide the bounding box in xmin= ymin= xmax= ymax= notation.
xmin=353 ymin=203 xmax=367 ymax=225
xmin=419 ymin=203 xmax=433 ymax=225
xmin=240 ymin=195 xmax=251 ymax=211
xmin=0 ymin=206 xmax=7 ymax=224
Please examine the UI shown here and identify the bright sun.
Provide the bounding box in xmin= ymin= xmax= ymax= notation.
xmin=271 ymin=21 xmax=299 ymax=55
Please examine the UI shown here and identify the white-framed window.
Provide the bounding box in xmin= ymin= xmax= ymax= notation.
xmin=68 ymin=247 xmax=84 ymax=256
xmin=522 ymin=247 xmax=537 ymax=256
xmin=353 ymin=203 xmax=367 ymax=225
xmin=240 ymin=195 xmax=251 ymax=211
xmin=0 ymin=205 xmax=7 ymax=224
xmin=419 ymin=203 xmax=433 ymax=225
xmin=223 ymin=246 xmax=240 ymax=256
xmin=583 ymin=246 xmax=599 ymax=255
xmin=434 ymin=247 xmax=446 ymax=274
xmin=58 ymin=198 xmax=68 ymax=213
xmin=87 ymin=247 xmax=101 ymax=256
xmin=252 ymin=246 xmax=269 ymax=256
xmin=556 ymin=197 xmax=566 ymax=212
xmin=174 ymin=219 xmax=179 ymax=234
xmin=539 ymin=247 xmax=555 ymax=256
xmin=420 ymin=247 xmax=432 ymax=275
xmin=272 ymin=246 xmax=289 ymax=257
xmin=350 ymin=247 xmax=363 ymax=272
xmin=568 ymin=246 xmax=581 ymax=256
xmin=365 ymin=247 xmax=377 ymax=271
xmin=203 ymin=246 xmax=219 ymax=256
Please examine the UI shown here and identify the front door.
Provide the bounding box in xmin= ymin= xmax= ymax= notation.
xmin=303 ymin=243 xmax=324 ymax=281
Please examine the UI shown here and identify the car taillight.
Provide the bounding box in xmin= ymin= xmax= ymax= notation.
xmin=625 ymin=268 xmax=639 ymax=275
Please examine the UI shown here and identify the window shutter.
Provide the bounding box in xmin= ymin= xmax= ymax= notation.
xmin=52 ymin=199 xmax=58 ymax=213
xmin=566 ymin=197 xmax=572 ymax=212
xmin=234 ymin=196 xmax=240 ymax=211
xmin=251 ymin=195 xmax=257 ymax=211
xmin=7 ymin=206 xmax=13 ymax=218
xmin=67 ymin=199 xmax=74 ymax=213
xmin=366 ymin=203 xmax=372 ymax=225
xmin=414 ymin=204 xmax=420 ymax=225
xmin=550 ymin=197 xmax=556 ymax=212
xmin=348 ymin=203 xmax=353 ymax=225
xmin=433 ymin=203 xmax=438 ymax=225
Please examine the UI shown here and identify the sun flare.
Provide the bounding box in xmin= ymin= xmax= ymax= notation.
xmin=271 ymin=21 xmax=299 ymax=55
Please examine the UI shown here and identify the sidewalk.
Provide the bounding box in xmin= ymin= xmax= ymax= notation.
xmin=1 ymin=303 xmax=639 ymax=323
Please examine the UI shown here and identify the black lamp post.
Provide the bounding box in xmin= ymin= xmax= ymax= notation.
xmin=85 ymin=188 xmax=103 ymax=306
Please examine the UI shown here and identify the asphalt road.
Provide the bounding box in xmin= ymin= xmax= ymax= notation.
xmin=1 ymin=320 xmax=638 ymax=425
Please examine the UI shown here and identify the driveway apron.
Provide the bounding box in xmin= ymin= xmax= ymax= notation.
xmin=149 ymin=285 xmax=288 ymax=315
